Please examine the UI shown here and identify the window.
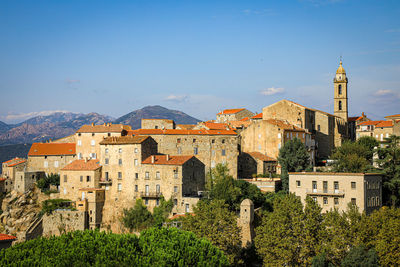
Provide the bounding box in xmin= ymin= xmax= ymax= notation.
xmin=174 ymin=186 xmax=178 ymax=193
xmin=78 ymin=133 xmax=81 ymax=136
xmin=278 ymin=143 xmax=281 ymax=149
xmin=118 ymin=183 xmax=122 ymax=192
xmin=105 ymin=172 xmax=109 ymax=179
xmin=351 ymin=198 xmax=356 ymax=205
xmin=177 ymin=147 xmax=182 ymax=154
xmin=108 ymin=133 xmax=111 ymax=137
xmin=44 ymin=161 xmax=48 ymax=168
xmin=338 ymin=101 xmax=342 ymax=111
xmin=135 ymin=173 xmax=139 ymax=180
xmin=334 ymin=198 xmax=339 ymax=205
xmin=118 ymin=172 xmax=122 ymax=180
xmin=105 ymin=158 xmax=109 ymax=165
xmin=156 ymin=199 xmax=160 ymax=206
xmin=211 ymin=161 xmax=216 ymax=167
xmin=312 ymin=181 xmax=317 ymax=192
xmin=80 ymin=176 xmax=83 ymax=182
xmin=317 ymin=125 xmax=321 ymax=131
xmin=91 ymin=140 xmax=95 ymax=146
xmin=118 ymin=159 xmax=122 ymax=165
xmin=222 ymin=149 xmax=226 ymax=156
xmin=174 ymin=199 xmax=178 ymax=206
xmin=92 ymin=133 xmax=95 ymax=136
xmin=77 ymin=140 xmax=82 ymax=146
xmin=145 ymin=199 xmax=148 ymax=205
xmin=321 ymin=181 xmax=327 ymax=193
xmin=78 ymin=153 xmax=82 ymax=159
xmin=177 ymin=138 xmax=181 ymax=143
xmin=91 ymin=153 xmax=97 ymax=159
xmin=119 ymin=148 xmax=122 ymax=153
xmin=222 ymin=139 xmax=225 ymax=144
xmin=278 ymin=133 xmax=281 ymax=139
xmin=351 ymin=182 xmax=356 ymax=189
xmin=64 ymin=175 xmax=67 ymax=182
xmin=334 ymin=181 xmax=339 ymax=192
xmin=323 ymin=197 xmax=328 ymax=205
xmin=211 ymin=139 xmax=215 ymax=144
xmin=105 ymin=148 xmax=108 ymax=154
xmin=156 ymin=171 xmax=160 ymax=179
xmin=145 ymin=185 xmax=149 ymax=195
xmin=338 ymin=84 xmax=342 ymax=95
xmin=134 ymin=148 xmax=138 ymax=153
xmin=296 ymin=180 xmax=301 ymax=187
xmin=54 ymin=161 xmax=59 ymax=168
xmin=134 ymin=159 xmax=138 ymax=166
xmin=145 ymin=172 xmax=149 ymax=179
xmin=193 ymin=138 xmax=196 ymax=143
xmin=135 ymin=185 xmax=138 ymax=192
xmin=313 ymin=197 xmax=317 ymax=202
xmin=174 ymin=170 xmax=178 ymax=179
xmin=194 ymin=147 xmax=198 ymax=155
xmin=86 ymin=176 xmax=91 ymax=182
xmin=156 ymin=184 xmax=160 ymax=193
xmin=185 ymin=204 xmax=190 ymax=213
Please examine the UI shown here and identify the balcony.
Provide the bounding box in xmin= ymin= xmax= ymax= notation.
xmin=138 ymin=191 xmax=163 ymax=198
xmin=306 ymin=189 xmax=345 ymax=197
xmin=99 ymin=178 xmax=112 ymax=185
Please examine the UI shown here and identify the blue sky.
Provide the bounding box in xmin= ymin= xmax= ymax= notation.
xmin=0 ymin=0 xmax=399 ymax=123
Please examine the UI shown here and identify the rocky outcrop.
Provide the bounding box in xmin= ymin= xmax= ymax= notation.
xmin=0 ymin=187 xmax=48 ymax=243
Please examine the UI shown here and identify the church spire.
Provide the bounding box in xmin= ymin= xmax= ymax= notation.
xmin=334 ymin=60 xmax=348 ymax=121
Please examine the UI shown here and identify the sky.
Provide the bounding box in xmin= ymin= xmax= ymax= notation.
xmin=0 ymin=0 xmax=399 ymax=123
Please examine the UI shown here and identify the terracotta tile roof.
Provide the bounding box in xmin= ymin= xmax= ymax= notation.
xmin=28 ymin=143 xmax=76 ymax=156
xmin=376 ymin=121 xmax=393 ymax=128
xmin=142 ymin=155 xmax=194 ymax=165
xmin=228 ymin=120 xmax=251 ymax=129
xmin=79 ymin=188 xmax=105 ymax=191
xmin=176 ymin=124 xmax=195 ymax=130
xmin=202 ymin=122 xmax=232 ymax=130
xmin=99 ymin=136 xmax=150 ymax=145
xmin=359 ymin=120 xmax=384 ymax=126
xmin=252 ymin=113 xmax=263 ymax=119
xmin=61 ymin=159 xmax=101 ymax=171
xmin=265 ymin=119 xmax=305 ymax=131
xmin=247 ymin=152 xmax=277 ymax=162
xmin=240 ymin=117 xmax=250 ymax=121
xmin=217 ymin=108 xmax=245 ymax=115
xmin=3 ymin=157 xmax=26 ymax=167
xmin=76 ymin=123 xmax=131 ymax=133
xmin=0 ymin=234 xmax=16 ymax=241
xmin=0 ymin=178 xmax=6 ymax=182
xmin=130 ymin=129 xmax=237 ymax=136
xmin=385 ymin=114 xmax=400 ymax=118
xmin=142 ymin=119 xmax=174 ymax=123
xmin=348 ymin=116 xmax=361 ymax=122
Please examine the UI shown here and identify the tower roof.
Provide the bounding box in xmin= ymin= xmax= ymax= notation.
xmin=336 ymin=60 xmax=346 ymax=74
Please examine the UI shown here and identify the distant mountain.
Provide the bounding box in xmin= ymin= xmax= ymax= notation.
xmin=114 ymin=105 xmax=200 ymax=129
xmin=0 ymin=121 xmax=11 ymax=134
xmin=0 ymin=112 xmax=113 ymax=145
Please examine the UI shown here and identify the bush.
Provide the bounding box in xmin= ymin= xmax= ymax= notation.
xmin=0 ymin=228 xmax=229 ymax=266
xmin=40 ymin=199 xmax=74 ymax=216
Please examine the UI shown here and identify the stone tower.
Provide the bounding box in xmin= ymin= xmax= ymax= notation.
xmin=334 ymin=60 xmax=348 ymax=121
xmin=239 ymin=199 xmax=254 ymax=248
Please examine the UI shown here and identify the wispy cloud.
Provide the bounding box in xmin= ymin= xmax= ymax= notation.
xmin=260 ymin=87 xmax=285 ymax=96
xmin=373 ymin=89 xmax=400 ymax=99
xmin=164 ymin=94 xmax=189 ymax=103
xmin=1 ymin=110 xmax=70 ymax=123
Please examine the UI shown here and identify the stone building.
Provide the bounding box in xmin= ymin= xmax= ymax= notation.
xmin=76 ymin=188 xmax=105 ymax=229
xmin=356 ymin=119 xmax=399 ymax=141
xmin=14 ymin=171 xmax=45 ymax=193
xmin=0 ymin=178 xmax=5 ymax=193
xmin=28 ymin=143 xmax=76 ymax=175
xmin=348 ymin=112 xmax=370 ymax=141
xmin=75 ymin=123 xmax=131 ymax=160
xmin=238 ymin=152 xmax=277 ymax=178
xmin=1 ymin=158 xmax=27 ymax=192
xmin=238 ymin=199 xmax=254 ymax=248
xmin=141 ymin=119 xmax=175 ymax=129
xmin=193 ymin=122 xmax=233 ymax=131
xmin=59 ymin=159 xmax=102 ymax=201
xmin=240 ymin=118 xmax=315 ymax=166
xmin=130 ymin=128 xmax=239 ymax=178
xmin=289 ymin=172 xmax=382 ymax=214
xmin=216 ymin=108 xmax=255 ymax=123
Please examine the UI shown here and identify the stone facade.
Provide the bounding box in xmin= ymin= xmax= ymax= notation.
xmin=243 ymin=178 xmax=281 ymax=193
xmin=130 ymin=128 xmax=239 ymax=178
xmin=42 ymin=210 xmax=87 ymax=237
xmin=238 ymin=199 xmax=254 ymax=248
xmin=356 ymin=119 xmax=399 ymax=141
xmin=216 ymin=108 xmax=255 ymax=123
xmin=14 ymin=171 xmax=45 ymax=193
xmin=289 ymin=172 xmax=382 ymax=214
xmin=75 ymin=123 xmax=131 ymax=160
xmin=1 ymin=158 xmax=27 ymax=192
xmin=76 ymin=188 xmax=105 ymax=229
xmin=141 ymin=119 xmax=175 ymax=129
xmin=52 ymin=134 xmax=76 ymax=143
xmin=238 ymin=152 xmax=277 ymax=178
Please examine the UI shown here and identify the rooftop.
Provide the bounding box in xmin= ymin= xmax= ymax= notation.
xmin=99 ymin=135 xmax=150 ymax=145
xmin=289 ymin=172 xmax=380 ymax=176
xmin=0 ymin=234 xmax=16 ymax=241
xmin=142 ymin=118 xmax=174 ymax=123
xmin=28 ymin=143 xmax=76 ymax=156
xmin=265 ymin=118 xmax=305 ymax=131
xmin=375 ymin=120 xmax=393 ymax=128
xmin=176 ymin=124 xmax=195 ymax=130
xmin=3 ymin=157 xmax=26 ymax=167
xmin=247 ymin=152 xmax=277 ymax=162
xmin=217 ymin=108 xmax=245 ymax=115
xmin=252 ymin=113 xmax=263 ymax=119
xmin=359 ymin=120 xmax=384 ymax=126
xmin=76 ymin=123 xmax=131 ymax=133
xmin=129 ymin=128 xmax=237 ymax=136
xmin=142 ymin=155 xmax=194 ymax=165
xmin=61 ymin=159 xmax=101 ymax=171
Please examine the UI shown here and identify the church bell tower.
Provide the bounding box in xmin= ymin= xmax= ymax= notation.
xmin=334 ymin=60 xmax=348 ymax=121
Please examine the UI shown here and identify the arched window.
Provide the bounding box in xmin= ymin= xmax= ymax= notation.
xmin=338 ymin=101 xmax=342 ymax=110
xmin=338 ymin=84 xmax=342 ymax=95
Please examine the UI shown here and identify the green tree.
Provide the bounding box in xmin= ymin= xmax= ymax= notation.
xmin=152 ymin=197 xmax=173 ymax=227
xmin=341 ymin=245 xmax=379 ymax=267
xmin=182 ymin=199 xmax=242 ymax=265
xmin=356 ymin=136 xmax=379 ymax=161
xmin=122 ymin=199 xmax=153 ymax=232
xmin=40 ymin=199 xmax=73 ymax=216
xmin=278 ymin=138 xmax=311 ymax=191
xmin=36 ymin=173 xmax=60 ymax=191
xmin=311 ymin=253 xmax=334 ymax=267
xmin=331 ymin=141 xmax=372 ymax=173
xmin=377 ymin=135 xmax=400 ymax=206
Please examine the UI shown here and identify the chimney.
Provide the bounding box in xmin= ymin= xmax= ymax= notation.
xmin=166 ymin=154 xmax=169 ymax=161
xmin=362 ymin=112 xmax=365 ymax=116
xmin=151 ymin=155 xmax=155 ymax=164
xmin=103 ymin=123 xmax=106 ymax=126
xmin=85 ymin=157 xmax=88 ymax=163
xmin=91 ymin=123 xmax=94 ymax=126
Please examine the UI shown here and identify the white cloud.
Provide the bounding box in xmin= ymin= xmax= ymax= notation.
xmin=1 ymin=110 xmax=70 ymax=123
xmin=373 ymin=89 xmax=400 ymax=98
xmin=260 ymin=87 xmax=285 ymax=96
xmin=164 ymin=94 xmax=189 ymax=103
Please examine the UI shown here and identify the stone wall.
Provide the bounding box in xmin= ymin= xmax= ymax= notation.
xmin=60 ymin=169 xmax=102 ymax=201
xmin=14 ymin=171 xmax=45 ymax=193
xmin=42 ymin=210 xmax=87 ymax=237
xmin=141 ymin=119 xmax=175 ymax=129
xmin=28 ymin=155 xmax=76 ymax=175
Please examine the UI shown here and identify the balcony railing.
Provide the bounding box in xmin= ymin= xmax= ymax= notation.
xmin=138 ymin=191 xmax=163 ymax=198
xmin=99 ymin=178 xmax=112 ymax=185
xmin=306 ymin=189 xmax=345 ymax=197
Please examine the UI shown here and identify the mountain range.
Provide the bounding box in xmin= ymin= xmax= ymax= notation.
xmin=0 ymin=106 xmax=200 ymax=146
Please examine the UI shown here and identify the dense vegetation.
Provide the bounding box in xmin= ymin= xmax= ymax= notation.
xmin=37 ymin=173 xmax=60 ymax=191
xmin=40 ymin=199 xmax=74 ymax=216
xmin=0 ymin=228 xmax=228 ymax=266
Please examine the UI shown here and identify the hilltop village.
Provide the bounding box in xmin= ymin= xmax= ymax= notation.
xmin=0 ymin=61 xmax=399 ymax=241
